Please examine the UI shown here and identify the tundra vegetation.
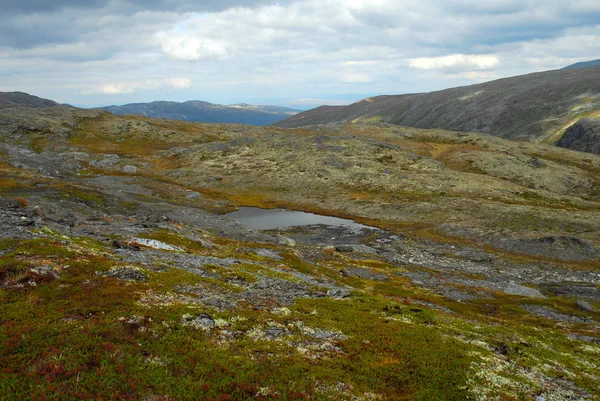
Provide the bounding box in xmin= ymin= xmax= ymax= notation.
xmin=0 ymin=104 xmax=599 ymax=400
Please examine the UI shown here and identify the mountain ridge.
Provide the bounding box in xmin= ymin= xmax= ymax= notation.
xmin=273 ymin=66 xmax=600 ymax=149
xmin=98 ymin=100 xmax=301 ymax=126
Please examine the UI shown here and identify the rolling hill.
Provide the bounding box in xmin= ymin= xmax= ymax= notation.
xmin=99 ymin=100 xmax=301 ymax=126
xmin=0 ymin=91 xmax=59 ymax=109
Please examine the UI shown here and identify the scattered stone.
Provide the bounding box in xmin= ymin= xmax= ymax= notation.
xmin=339 ymin=267 xmax=388 ymax=281
xmin=453 ymin=248 xmax=495 ymax=262
xmin=91 ymin=154 xmax=120 ymax=168
xmin=521 ymin=304 xmax=594 ymax=323
xmin=128 ymin=238 xmax=184 ymax=252
xmin=504 ymin=283 xmax=546 ymax=298
xmin=122 ymin=165 xmax=137 ymax=174
xmin=182 ymin=313 xmax=215 ymax=329
xmin=185 ymin=191 xmax=203 ymax=200
xmin=277 ymin=235 xmax=296 ymax=247
xmin=527 ymin=157 xmax=545 ymax=168
xmin=254 ymin=248 xmax=282 ymax=260
xmin=112 ymin=240 xmax=140 ymax=251
xmin=265 ymin=327 xmax=285 ymax=339
xmin=334 ymin=244 xmax=377 ymax=254
xmin=327 ymin=289 xmax=351 ymax=299
xmin=576 ymin=300 xmax=595 ymax=312
xmin=96 ymin=266 xmax=148 ymax=282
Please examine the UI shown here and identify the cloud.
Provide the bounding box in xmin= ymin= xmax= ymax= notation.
xmin=157 ymin=33 xmax=230 ymax=61
xmin=166 ymin=77 xmax=192 ymax=88
xmin=84 ymin=77 xmax=192 ymax=95
xmin=1 ymin=0 xmax=599 ymax=106
xmin=341 ymin=73 xmax=372 ymax=83
xmin=409 ymin=54 xmax=500 ymax=71
xmin=101 ymin=84 xmax=134 ymax=94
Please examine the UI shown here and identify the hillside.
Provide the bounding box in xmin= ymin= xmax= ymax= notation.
xmin=274 ymin=66 xmax=600 ymax=147
xmin=0 ymin=91 xmax=59 ymax=109
xmin=564 ymin=59 xmax=600 ymax=69
xmin=99 ymin=100 xmax=301 ymax=126
xmin=0 ymin=102 xmax=599 ymax=400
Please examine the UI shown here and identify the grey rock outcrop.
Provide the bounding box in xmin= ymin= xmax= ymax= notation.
xmin=556 ymin=117 xmax=600 ymax=155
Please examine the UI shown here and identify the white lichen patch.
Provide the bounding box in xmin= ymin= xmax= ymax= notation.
xmin=138 ymin=290 xmax=192 ymax=308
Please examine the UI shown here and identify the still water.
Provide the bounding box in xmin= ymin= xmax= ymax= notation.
xmin=225 ymin=207 xmax=376 ymax=232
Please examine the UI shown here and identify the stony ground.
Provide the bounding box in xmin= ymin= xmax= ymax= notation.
xmin=0 ymin=105 xmax=599 ymax=400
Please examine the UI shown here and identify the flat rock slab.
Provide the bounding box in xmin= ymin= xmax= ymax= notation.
xmin=504 ymin=283 xmax=546 ymax=298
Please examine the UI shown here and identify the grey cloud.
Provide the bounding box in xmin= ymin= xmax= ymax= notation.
xmin=0 ymin=0 xmax=286 ymax=49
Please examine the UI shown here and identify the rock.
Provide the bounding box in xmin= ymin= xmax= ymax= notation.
xmin=122 ymin=165 xmax=137 ymax=174
xmin=339 ymin=267 xmax=388 ymax=281
xmin=323 ymin=156 xmax=347 ymax=169
xmin=265 ymin=327 xmax=285 ymax=339
xmin=128 ymin=238 xmax=184 ymax=252
xmin=454 ymin=248 xmax=494 ymax=262
xmin=254 ymin=248 xmax=282 ymax=260
xmin=185 ymin=191 xmax=203 ymax=200
xmin=527 ymin=156 xmax=545 ymax=168
xmin=111 ymin=240 xmax=140 ymax=251
xmin=521 ymin=304 xmax=594 ymax=323
xmin=334 ymin=244 xmax=377 ymax=254
xmin=576 ymin=300 xmax=595 ymax=312
xmin=91 ymin=154 xmax=120 ymax=168
xmin=327 ymin=289 xmax=351 ymax=299
xmin=183 ymin=313 xmax=215 ymax=329
xmin=504 ymin=283 xmax=546 ymax=298
xmin=277 ymin=235 xmax=296 ymax=247
xmin=96 ymin=267 xmax=147 ymax=282
xmin=556 ymin=117 xmax=600 ymax=155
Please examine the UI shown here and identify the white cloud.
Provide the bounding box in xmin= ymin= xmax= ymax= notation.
xmin=157 ymin=32 xmax=229 ymax=61
xmin=85 ymin=77 xmax=192 ymax=95
xmin=2 ymin=0 xmax=600 ymax=105
xmin=409 ymin=54 xmax=500 ymax=71
xmin=102 ymin=83 xmax=134 ymax=94
xmin=166 ymin=77 xmax=192 ymax=88
xmin=342 ymin=72 xmax=372 ymax=83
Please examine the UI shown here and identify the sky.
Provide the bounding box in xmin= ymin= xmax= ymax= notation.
xmin=1 ymin=0 xmax=599 ymax=109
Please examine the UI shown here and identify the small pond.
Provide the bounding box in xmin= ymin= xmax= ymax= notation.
xmin=224 ymin=207 xmax=377 ymax=232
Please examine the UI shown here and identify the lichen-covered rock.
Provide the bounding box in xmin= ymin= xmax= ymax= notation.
xmin=96 ymin=266 xmax=148 ymax=282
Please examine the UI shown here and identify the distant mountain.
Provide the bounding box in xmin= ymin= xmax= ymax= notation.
xmin=98 ymin=100 xmax=301 ymax=126
xmin=563 ymin=59 xmax=600 ymax=69
xmin=0 ymin=92 xmax=59 ymax=109
xmin=274 ymin=66 xmax=600 ymax=146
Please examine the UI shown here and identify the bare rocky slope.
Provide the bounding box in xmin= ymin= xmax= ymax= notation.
xmin=99 ymin=100 xmax=301 ymax=126
xmin=557 ymin=116 xmax=600 ymax=154
xmin=274 ymin=66 xmax=600 ymax=149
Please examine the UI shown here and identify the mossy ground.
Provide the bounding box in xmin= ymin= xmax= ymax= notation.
xmin=1 ymin=115 xmax=599 ymax=400
xmin=1 ymin=225 xmax=598 ymax=400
